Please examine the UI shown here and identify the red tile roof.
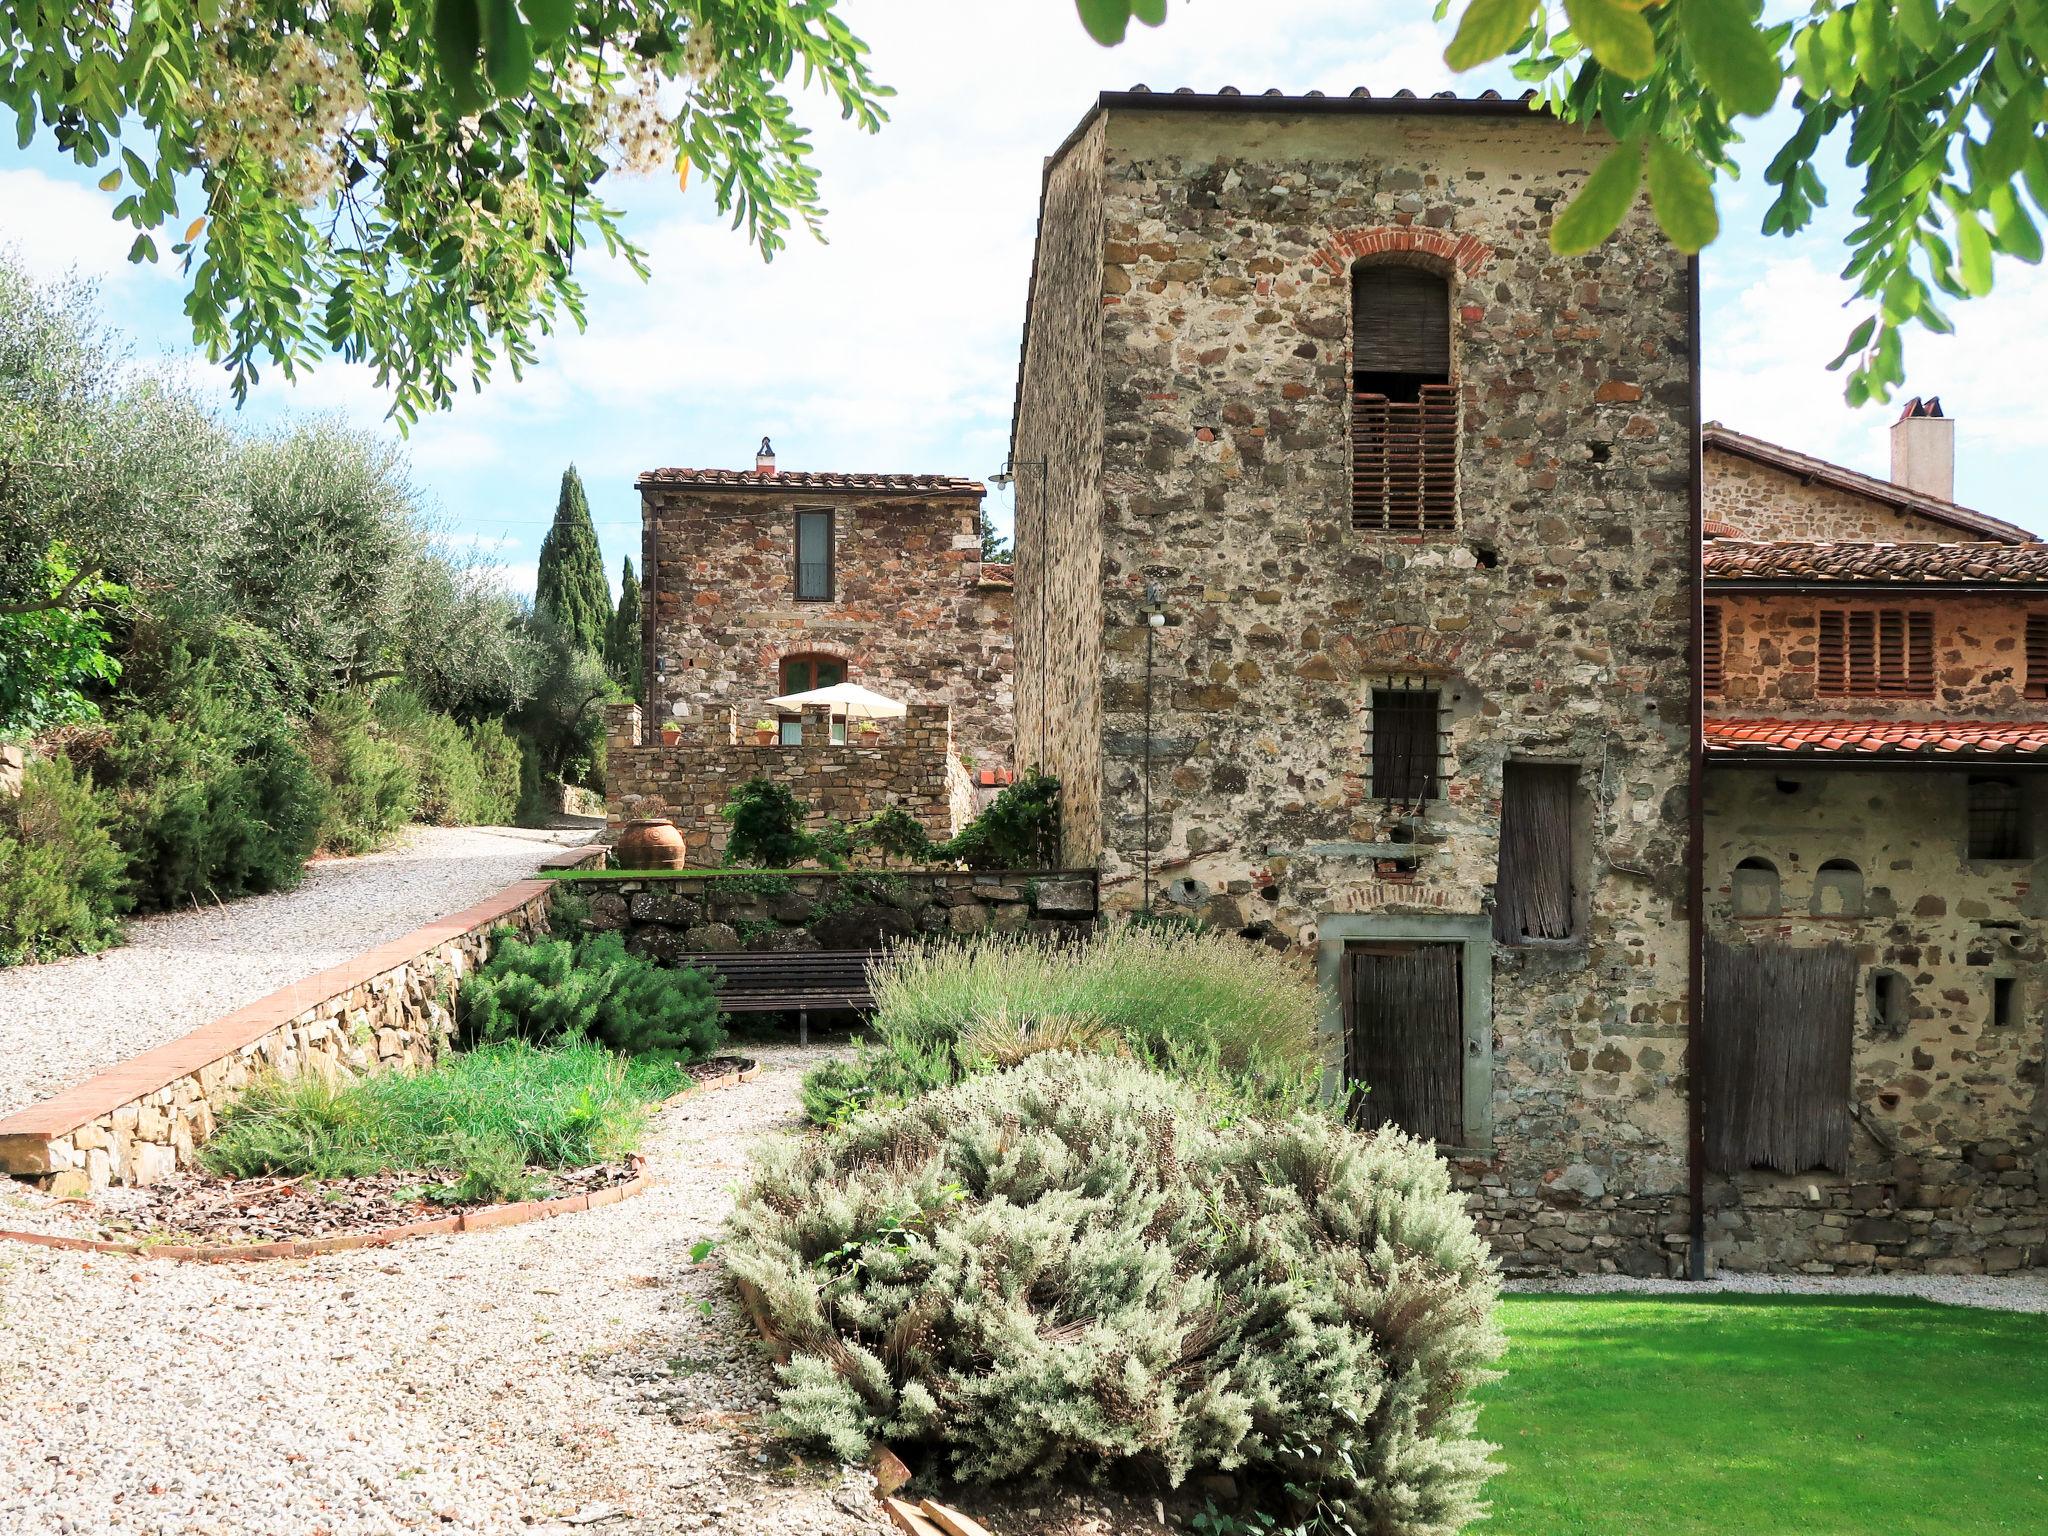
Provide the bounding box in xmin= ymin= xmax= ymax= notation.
xmin=636 ymin=468 xmax=983 ymax=495
xmin=975 ymin=562 xmax=1014 ymax=589
xmin=976 ymin=767 xmax=1016 ymax=787
xmin=1704 ymin=540 xmax=2048 ymax=588
xmin=1706 ymin=717 xmax=2048 ymax=760
xmin=1704 ymin=425 xmax=2034 ymax=544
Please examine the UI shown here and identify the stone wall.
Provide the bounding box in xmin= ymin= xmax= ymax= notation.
xmin=1704 ymin=447 xmax=1992 ymax=543
xmin=1702 ymin=768 xmax=2046 ymax=1273
xmin=640 ymin=479 xmax=1014 ymax=774
xmin=575 ymin=867 xmax=1100 ymax=959
xmin=605 ymin=701 xmax=971 ymax=860
xmin=1710 ymin=592 xmax=2048 ymax=719
xmin=1013 ymin=112 xmax=1108 ymax=863
xmin=1012 ymin=104 xmax=1698 ymax=1276
xmin=0 ymin=744 xmax=22 ymax=799
xmin=0 ymin=848 xmax=600 ymax=1191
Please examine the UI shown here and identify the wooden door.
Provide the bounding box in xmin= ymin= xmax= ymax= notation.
xmin=1342 ymin=941 xmax=1465 ymax=1145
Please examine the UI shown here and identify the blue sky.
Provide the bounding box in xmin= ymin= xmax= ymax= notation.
xmin=5 ymin=0 xmax=2046 ymax=596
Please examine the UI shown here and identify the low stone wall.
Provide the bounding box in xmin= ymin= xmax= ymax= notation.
xmin=574 ymin=868 xmax=1100 ymax=959
xmin=605 ymin=701 xmax=971 ymax=860
xmin=0 ymin=844 xmax=604 ymax=1191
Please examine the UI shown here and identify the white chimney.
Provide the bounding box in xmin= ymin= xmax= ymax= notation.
xmin=1890 ymin=396 xmax=1954 ymax=502
xmin=755 ymin=436 xmax=776 ymax=476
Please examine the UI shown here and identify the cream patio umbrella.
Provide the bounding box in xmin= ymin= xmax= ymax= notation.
xmin=764 ymin=681 xmax=909 ymax=720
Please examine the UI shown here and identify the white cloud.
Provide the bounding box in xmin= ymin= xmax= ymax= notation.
xmin=0 ymin=168 xmax=162 ymax=286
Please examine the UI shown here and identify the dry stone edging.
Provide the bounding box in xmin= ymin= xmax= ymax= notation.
xmin=0 ymin=842 xmax=605 ymax=1190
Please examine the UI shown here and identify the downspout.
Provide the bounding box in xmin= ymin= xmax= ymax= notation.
xmin=1686 ymin=252 xmax=1709 ymax=1283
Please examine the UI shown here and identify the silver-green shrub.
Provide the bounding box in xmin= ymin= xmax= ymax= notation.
xmin=727 ymin=1053 xmax=1502 ymax=1534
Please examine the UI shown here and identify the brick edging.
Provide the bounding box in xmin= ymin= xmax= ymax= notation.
xmin=0 ymin=1051 xmax=758 ymax=1264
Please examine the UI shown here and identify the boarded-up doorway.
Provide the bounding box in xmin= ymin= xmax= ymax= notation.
xmin=1703 ymin=939 xmax=1856 ymax=1174
xmin=1342 ymin=941 xmax=1465 ymax=1145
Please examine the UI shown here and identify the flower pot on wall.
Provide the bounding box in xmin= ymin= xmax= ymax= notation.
xmin=658 ymin=722 xmax=682 ymax=746
xmin=756 ymin=727 xmax=777 ymax=746
xmin=617 ymin=817 xmax=687 ymax=871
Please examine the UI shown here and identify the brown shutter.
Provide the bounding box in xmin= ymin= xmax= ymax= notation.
xmin=1352 ymin=384 xmax=1459 ymax=533
xmin=1703 ymin=940 xmax=1856 ymax=1175
xmin=1818 ymin=610 xmax=1845 ymax=695
xmin=2028 ymin=613 xmax=2048 ymax=699
xmin=1351 ymin=266 xmax=1451 ymax=375
xmin=1703 ymin=604 xmax=1724 ymax=694
xmin=1496 ymin=763 xmax=1577 ymax=943
xmin=1905 ymin=610 xmax=1934 ymax=695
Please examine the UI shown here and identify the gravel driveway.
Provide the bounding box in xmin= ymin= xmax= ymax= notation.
xmin=0 ymin=1043 xmax=890 ymax=1536
xmin=0 ymin=824 xmax=593 ymax=1120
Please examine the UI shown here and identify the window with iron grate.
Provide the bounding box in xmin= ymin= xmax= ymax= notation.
xmin=1369 ymin=685 xmax=1443 ymax=805
xmin=2028 ymin=613 xmax=2048 ymax=699
xmin=1351 ymin=265 xmax=1456 ymax=534
xmin=1703 ymin=604 xmax=1724 ymax=694
xmin=1968 ymin=775 xmax=2030 ymax=860
xmin=1816 ymin=607 xmax=1934 ymax=697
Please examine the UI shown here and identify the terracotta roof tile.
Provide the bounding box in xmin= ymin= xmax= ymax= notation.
xmin=637 ymin=468 xmax=983 ymax=495
xmin=1706 ymin=717 xmax=2048 ymax=759
xmin=974 ymin=562 xmax=1015 ymax=589
xmin=1704 ymin=540 xmax=2048 ymax=587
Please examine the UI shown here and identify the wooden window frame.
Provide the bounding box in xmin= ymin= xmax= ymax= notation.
xmin=1816 ymin=606 xmax=1934 ymax=697
xmin=779 ymin=653 xmax=847 ymax=694
xmin=793 ymin=508 xmax=835 ymax=602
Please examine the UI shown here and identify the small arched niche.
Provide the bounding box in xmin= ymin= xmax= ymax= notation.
xmin=1811 ymin=858 xmax=1864 ymax=918
xmin=1730 ymin=856 xmax=1781 ymax=919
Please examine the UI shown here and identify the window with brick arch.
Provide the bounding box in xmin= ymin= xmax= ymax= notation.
xmin=779 ymin=654 xmax=845 ymax=693
xmin=1815 ymin=607 xmax=1934 ymax=697
xmin=1350 ymin=264 xmax=1456 ymax=534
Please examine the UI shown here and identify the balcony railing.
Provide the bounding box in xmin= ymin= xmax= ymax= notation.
xmin=1352 ymin=384 xmax=1458 ymax=534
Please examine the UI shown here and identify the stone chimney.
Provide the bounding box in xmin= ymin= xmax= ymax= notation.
xmin=755 ymin=436 xmax=776 ymax=476
xmin=1890 ymin=396 xmax=1954 ymax=502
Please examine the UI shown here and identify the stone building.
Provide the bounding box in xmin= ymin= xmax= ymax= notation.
xmin=1007 ymin=88 xmax=2045 ymax=1276
xmin=1009 ymin=87 xmax=1698 ymax=1275
xmin=610 ymin=443 xmax=1014 ymax=846
xmin=635 ymin=443 xmax=1013 ymax=772
xmin=1701 ymin=400 xmax=2048 ymax=1274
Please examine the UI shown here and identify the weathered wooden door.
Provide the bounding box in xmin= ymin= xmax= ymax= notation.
xmin=1342 ymin=941 xmax=1465 ymax=1145
xmin=1703 ymin=939 xmax=1856 ymax=1174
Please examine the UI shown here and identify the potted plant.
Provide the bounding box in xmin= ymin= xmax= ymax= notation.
xmin=858 ymin=719 xmax=880 ymax=737
xmin=658 ymin=719 xmax=683 ymax=746
xmin=755 ymin=718 xmax=778 ymax=746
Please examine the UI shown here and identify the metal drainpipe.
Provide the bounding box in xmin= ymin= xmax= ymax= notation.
xmin=1687 ymin=253 xmax=1709 ymax=1283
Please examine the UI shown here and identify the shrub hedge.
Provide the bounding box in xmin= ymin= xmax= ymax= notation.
xmin=729 ymin=1052 xmax=1503 ymax=1534
xmin=0 ymin=755 xmax=129 ymax=964
xmin=461 ymin=929 xmax=727 ymax=1062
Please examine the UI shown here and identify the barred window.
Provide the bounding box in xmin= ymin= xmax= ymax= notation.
xmin=1816 ymin=608 xmax=1934 ymax=697
xmin=1370 ymin=686 xmax=1442 ymax=805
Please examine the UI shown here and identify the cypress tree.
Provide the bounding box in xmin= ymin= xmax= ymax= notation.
xmin=606 ymin=555 xmax=645 ymax=700
xmin=535 ymin=465 xmax=611 ymax=654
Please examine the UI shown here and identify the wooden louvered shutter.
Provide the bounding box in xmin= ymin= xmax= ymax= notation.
xmin=1703 ymin=604 xmax=1724 ymax=694
xmin=1352 ymin=267 xmax=1451 ymax=375
xmin=2028 ymin=614 xmax=2048 ymax=699
xmin=1905 ymin=611 xmax=1934 ymax=695
xmin=1818 ymin=610 xmax=1845 ymax=696
xmin=1704 ymin=940 xmax=1855 ymax=1175
xmin=1495 ymin=764 xmax=1577 ymax=943
xmin=1343 ymin=943 xmax=1465 ymax=1145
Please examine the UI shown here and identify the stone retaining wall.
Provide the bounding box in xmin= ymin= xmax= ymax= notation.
xmin=573 ymin=868 xmax=1100 ymax=959
xmin=0 ymin=844 xmax=603 ymax=1191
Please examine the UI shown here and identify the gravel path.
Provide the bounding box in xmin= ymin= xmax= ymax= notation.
xmin=0 ymin=1044 xmax=891 ymax=1536
xmin=1506 ymin=1269 xmax=2048 ymax=1313
xmin=0 ymin=824 xmax=593 ymax=1120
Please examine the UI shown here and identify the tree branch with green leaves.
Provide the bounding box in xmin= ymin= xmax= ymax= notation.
xmin=1 ymin=1 xmax=888 ymax=426
xmin=1074 ymin=0 xmax=2048 ymax=406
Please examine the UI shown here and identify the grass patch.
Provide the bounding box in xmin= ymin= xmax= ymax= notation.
xmin=1481 ymin=1293 xmax=2048 ymax=1535
xmin=201 ymin=1040 xmax=685 ymax=1205
xmin=800 ymin=924 xmax=1323 ymax=1126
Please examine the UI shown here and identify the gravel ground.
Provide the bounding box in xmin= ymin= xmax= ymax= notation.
xmin=0 ymin=824 xmax=593 ymax=1120
xmin=1505 ymin=1270 xmax=2048 ymax=1313
xmin=0 ymin=1044 xmax=892 ymax=1536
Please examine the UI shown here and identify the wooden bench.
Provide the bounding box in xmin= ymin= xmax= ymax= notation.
xmin=669 ymin=950 xmax=882 ymax=1044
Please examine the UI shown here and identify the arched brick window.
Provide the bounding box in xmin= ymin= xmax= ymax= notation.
xmin=779 ymin=653 xmax=846 ymax=693
xmin=1811 ymin=859 xmax=1863 ymax=918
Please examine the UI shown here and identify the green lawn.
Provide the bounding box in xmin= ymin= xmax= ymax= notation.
xmin=1481 ymin=1293 xmax=2048 ymax=1535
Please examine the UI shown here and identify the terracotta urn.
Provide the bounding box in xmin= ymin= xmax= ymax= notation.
xmin=616 ymin=817 xmax=687 ymax=871
xmin=755 ymin=726 xmax=777 ymax=746
xmin=658 ymin=721 xmax=682 ymax=745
